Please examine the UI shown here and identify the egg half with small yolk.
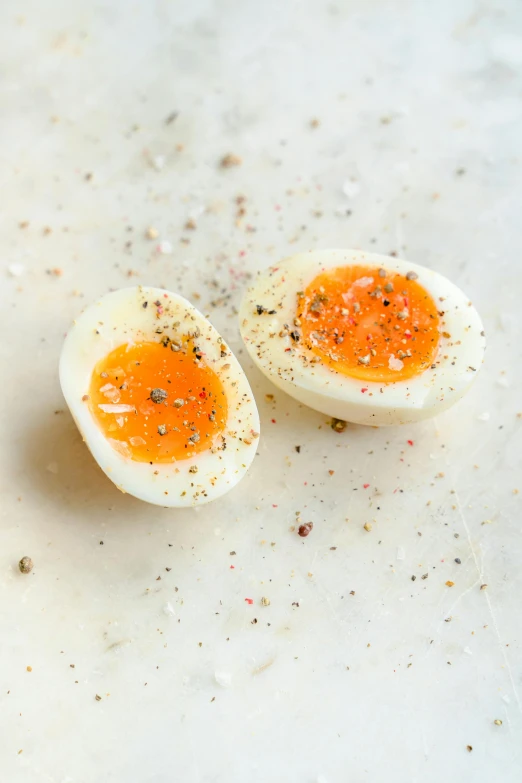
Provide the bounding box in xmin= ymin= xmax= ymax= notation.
xmin=239 ymin=249 xmax=485 ymax=426
xmin=60 ymin=287 xmax=260 ymax=506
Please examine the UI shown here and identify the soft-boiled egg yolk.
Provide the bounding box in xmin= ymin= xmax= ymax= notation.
xmin=88 ymin=341 xmax=228 ymax=463
xmin=297 ymin=265 xmax=440 ymax=382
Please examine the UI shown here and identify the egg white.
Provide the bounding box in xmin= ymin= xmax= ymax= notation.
xmin=239 ymin=249 xmax=485 ymax=426
xmin=60 ymin=286 xmax=260 ymax=506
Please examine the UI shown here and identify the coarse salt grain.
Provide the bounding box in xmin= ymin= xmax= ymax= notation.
xmin=8 ymin=263 xmax=25 ymax=277
xmin=157 ymin=240 xmax=173 ymax=255
xmin=151 ymin=155 xmax=165 ymax=171
xmin=214 ymin=671 xmax=232 ymax=688
xmin=342 ymin=180 xmax=360 ymax=199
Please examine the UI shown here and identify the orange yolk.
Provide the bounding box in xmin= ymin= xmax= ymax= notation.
xmin=297 ymin=265 xmax=440 ymax=382
xmin=88 ymin=341 xmax=228 ymax=462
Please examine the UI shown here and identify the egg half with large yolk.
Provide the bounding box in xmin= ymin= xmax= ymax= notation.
xmin=239 ymin=250 xmax=485 ymax=426
xmin=60 ymin=287 xmax=260 ymax=506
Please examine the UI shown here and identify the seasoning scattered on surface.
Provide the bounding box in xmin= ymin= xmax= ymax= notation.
xmin=331 ymin=418 xmax=347 ymax=433
xmin=145 ymin=226 xmax=159 ymax=240
xmin=298 ymin=522 xmax=313 ymax=537
xmin=95 ymin=694 xmax=102 ymax=701
xmin=19 ymin=556 xmax=34 ymax=574
xmin=220 ymin=153 xmax=242 ymax=168
xmin=157 ymin=424 xmax=167 ymax=436
xmin=363 ymin=522 xmax=372 ymax=532
xmin=480 ymin=584 xmax=488 ymax=591
xmin=467 ymin=745 xmax=473 ymax=753
xmin=261 ymin=596 xmax=270 ymax=606
xmin=445 ymin=580 xmax=455 ymax=587
xmin=494 ymin=719 xmax=502 ymax=726
xmin=150 ymin=387 xmax=168 ymax=404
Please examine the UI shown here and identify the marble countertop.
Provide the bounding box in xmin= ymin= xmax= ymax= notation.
xmin=1 ymin=1 xmax=521 ymax=781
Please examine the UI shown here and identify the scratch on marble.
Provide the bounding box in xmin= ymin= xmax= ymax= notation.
xmin=455 ymin=490 xmax=521 ymax=715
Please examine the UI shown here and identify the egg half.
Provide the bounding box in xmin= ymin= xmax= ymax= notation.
xmin=239 ymin=249 xmax=485 ymax=426
xmin=60 ymin=287 xmax=260 ymax=506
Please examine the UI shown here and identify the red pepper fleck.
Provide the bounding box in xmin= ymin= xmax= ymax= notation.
xmin=361 ymin=388 xmax=368 ymax=393
xmin=239 ymin=250 xmax=246 ymax=257
xmin=275 ymin=205 xmax=281 ymax=211
xmin=163 ymin=293 xmax=168 ymax=298
xmin=363 ymin=483 xmax=370 ymax=489
xmin=230 ymin=565 xmax=235 ymax=569
xmin=244 ymin=598 xmax=254 ymax=604
xmin=272 ymin=504 xmax=278 ymax=508
xmin=407 ymin=439 xmax=414 ymax=446
xmin=271 ymin=418 xmax=276 ymax=423
xmin=404 ymin=297 xmax=408 ymax=307
xmin=199 ymin=391 xmax=207 ymax=399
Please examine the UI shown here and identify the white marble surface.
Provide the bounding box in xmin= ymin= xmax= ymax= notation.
xmin=1 ymin=1 xmax=522 ymax=781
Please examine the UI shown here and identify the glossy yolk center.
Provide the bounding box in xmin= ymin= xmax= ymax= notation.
xmin=297 ymin=265 xmax=440 ymax=382
xmin=88 ymin=341 xmax=228 ymax=463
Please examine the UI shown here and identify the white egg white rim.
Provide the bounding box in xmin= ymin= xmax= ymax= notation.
xmin=60 ymin=286 xmax=260 ymax=507
xmin=239 ymin=249 xmax=485 ymax=415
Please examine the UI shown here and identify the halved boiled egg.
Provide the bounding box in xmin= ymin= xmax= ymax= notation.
xmin=60 ymin=287 xmax=260 ymax=506
xmin=239 ymin=249 xmax=485 ymax=426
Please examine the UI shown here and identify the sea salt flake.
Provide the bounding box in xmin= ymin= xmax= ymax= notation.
xmin=388 ymin=354 xmax=404 ymax=371
xmin=354 ymin=276 xmax=374 ymax=288
xmin=129 ymin=436 xmax=146 ymax=447
xmin=107 ymin=439 xmax=131 ymax=458
xmin=98 ymin=404 xmax=135 ymax=414
xmin=100 ymin=384 xmax=121 ymax=403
